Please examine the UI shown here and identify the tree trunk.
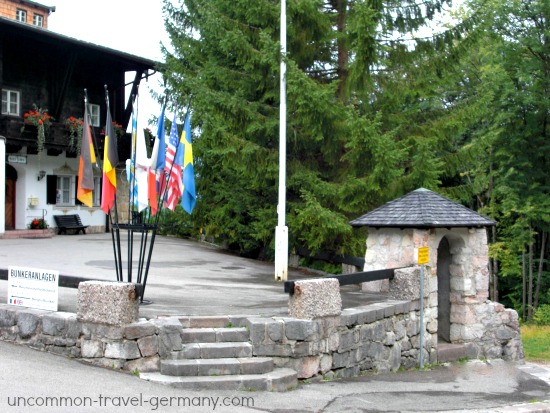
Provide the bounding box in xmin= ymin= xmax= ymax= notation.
xmin=522 ymin=252 xmax=526 ymax=322
xmin=492 ymin=225 xmax=498 ymax=302
xmin=534 ymin=230 xmax=547 ymax=310
xmin=335 ymin=0 xmax=348 ymax=100
xmin=528 ymin=234 xmax=534 ymax=321
xmin=487 ymin=153 xmax=498 ymax=302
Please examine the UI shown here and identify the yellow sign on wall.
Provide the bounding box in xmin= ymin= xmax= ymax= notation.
xmin=418 ymin=247 xmax=429 ymax=265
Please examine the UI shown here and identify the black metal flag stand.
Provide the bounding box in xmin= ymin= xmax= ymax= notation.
xmin=105 ymin=91 xmax=191 ymax=303
xmin=109 ymin=209 xmax=158 ymax=304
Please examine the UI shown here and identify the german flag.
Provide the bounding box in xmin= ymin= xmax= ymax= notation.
xmin=76 ymin=102 xmax=96 ymax=207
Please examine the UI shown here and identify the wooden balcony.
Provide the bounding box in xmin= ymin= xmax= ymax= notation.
xmin=0 ymin=117 xmax=131 ymax=159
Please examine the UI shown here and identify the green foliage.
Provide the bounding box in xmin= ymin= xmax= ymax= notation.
xmin=533 ymin=305 xmax=550 ymax=326
xmin=298 ymin=257 xmax=342 ymax=275
xmin=156 ymin=207 xmax=193 ymax=238
xmin=161 ymin=0 xmax=454 ymax=260
xmin=159 ymin=0 xmax=549 ymax=309
xmin=521 ymin=325 xmax=550 ymax=361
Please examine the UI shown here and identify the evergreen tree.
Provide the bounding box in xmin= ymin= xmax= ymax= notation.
xmin=434 ymin=0 xmax=550 ymax=313
xmin=161 ymin=0 xmax=456 ymax=259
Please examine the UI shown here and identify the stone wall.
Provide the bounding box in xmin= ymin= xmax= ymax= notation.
xmin=364 ymin=227 xmax=494 ymax=305
xmin=248 ymin=299 xmax=435 ymax=379
xmin=0 ymin=296 xmax=522 ymax=381
xmin=361 ymin=227 xmax=523 ymax=360
xmin=0 ymin=305 xmax=162 ymax=372
xmin=0 ymin=298 xmax=436 ymax=380
xmin=451 ymin=300 xmax=523 ymax=360
xmin=388 ymin=266 xmax=523 ymax=361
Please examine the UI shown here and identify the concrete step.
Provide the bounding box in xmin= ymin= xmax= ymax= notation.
xmin=172 ymin=342 xmax=254 ymax=359
xmin=437 ymin=342 xmax=467 ymax=363
xmin=181 ymin=327 xmax=249 ymax=343
xmin=140 ymin=368 xmax=298 ymax=392
xmin=161 ymin=357 xmax=274 ymax=377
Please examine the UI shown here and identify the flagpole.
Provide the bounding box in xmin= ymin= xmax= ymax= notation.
xmin=130 ymin=91 xmax=148 ymax=287
xmin=149 ymin=93 xmax=167 ymax=221
xmin=83 ymin=89 xmax=99 ymax=168
xmin=127 ymin=93 xmax=139 ymax=284
xmin=156 ymin=96 xmax=193 ymax=214
xmin=128 ymin=93 xmax=137 ymax=226
xmin=140 ymin=96 xmax=192 ymax=301
xmin=275 ymin=0 xmax=288 ymax=281
xmin=105 ymin=85 xmax=123 ymax=282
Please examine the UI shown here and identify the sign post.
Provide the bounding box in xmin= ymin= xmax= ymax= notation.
xmin=417 ymin=247 xmax=429 ymax=368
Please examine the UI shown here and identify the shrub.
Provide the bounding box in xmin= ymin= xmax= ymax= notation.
xmin=533 ymin=304 xmax=550 ymax=326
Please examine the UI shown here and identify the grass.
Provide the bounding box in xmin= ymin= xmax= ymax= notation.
xmin=521 ymin=325 xmax=550 ymax=362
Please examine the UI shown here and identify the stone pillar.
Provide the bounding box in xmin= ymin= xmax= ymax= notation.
xmin=77 ymin=281 xmax=139 ymax=325
xmin=289 ymin=278 xmax=342 ymax=319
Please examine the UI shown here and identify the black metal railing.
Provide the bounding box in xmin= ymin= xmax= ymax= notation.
xmin=284 ymin=267 xmax=403 ymax=295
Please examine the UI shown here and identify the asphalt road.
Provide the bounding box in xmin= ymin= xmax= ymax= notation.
xmin=0 ymin=340 xmax=549 ymax=413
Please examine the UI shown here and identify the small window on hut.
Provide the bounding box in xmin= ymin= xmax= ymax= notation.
xmin=16 ymin=9 xmax=27 ymax=23
xmin=33 ymin=14 xmax=44 ymax=27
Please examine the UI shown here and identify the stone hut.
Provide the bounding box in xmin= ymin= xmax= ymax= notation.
xmin=350 ymin=188 xmax=523 ymax=361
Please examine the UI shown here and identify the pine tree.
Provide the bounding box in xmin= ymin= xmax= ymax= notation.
xmin=161 ymin=0 xmax=468 ymax=259
xmin=432 ymin=0 xmax=550 ymax=312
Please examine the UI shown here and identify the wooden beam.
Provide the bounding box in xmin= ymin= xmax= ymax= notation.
xmin=123 ymin=70 xmax=144 ymax=128
xmin=52 ymin=53 xmax=77 ymax=121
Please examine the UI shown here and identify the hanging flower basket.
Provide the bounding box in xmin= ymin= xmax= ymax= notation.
xmin=21 ymin=105 xmax=54 ymax=153
xmin=101 ymin=121 xmax=125 ymax=139
xmin=65 ymin=116 xmax=84 ymax=153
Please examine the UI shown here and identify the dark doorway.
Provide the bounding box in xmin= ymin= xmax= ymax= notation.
xmin=5 ymin=164 xmax=17 ymax=230
xmin=437 ymin=237 xmax=452 ymax=342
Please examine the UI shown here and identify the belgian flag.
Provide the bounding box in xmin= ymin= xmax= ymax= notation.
xmin=100 ymin=100 xmax=118 ymax=214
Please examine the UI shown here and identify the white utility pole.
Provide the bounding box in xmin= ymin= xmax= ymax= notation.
xmin=275 ymin=0 xmax=288 ymax=281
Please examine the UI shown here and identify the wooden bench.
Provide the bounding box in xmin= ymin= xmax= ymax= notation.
xmin=53 ymin=214 xmax=89 ymax=235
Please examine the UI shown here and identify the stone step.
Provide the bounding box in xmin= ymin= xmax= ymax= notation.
xmin=161 ymin=357 xmax=274 ymax=377
xmin=437 ymin=342 xmax=467 ymax=363
xmin=0 ymin=229 xmax=54 ymax=239
xmin=140 ymin=368 xmax=298 ymax=392
xmin=181 ymin=327 xmax=249 ymax=343
xmin=179 ymin=316 xmax=233 ymax=328
xmin=172 ymin=342 xmax=253 ymax=359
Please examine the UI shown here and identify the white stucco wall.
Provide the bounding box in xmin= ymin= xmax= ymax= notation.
xmin=0 ymin=136 xmax=5 ymax=234
xmin=7 ymin=152 xmax=106 ymax=231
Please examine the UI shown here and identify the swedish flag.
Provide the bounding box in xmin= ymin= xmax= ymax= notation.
xmin=181 ymin=111 xmax=196 ymax=214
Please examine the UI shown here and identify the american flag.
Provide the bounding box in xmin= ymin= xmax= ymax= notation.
xmin=164 ymin=112 xmax=183 ymax=210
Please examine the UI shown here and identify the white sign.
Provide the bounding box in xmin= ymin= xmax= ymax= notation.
xmin=7 ymin=155 xmax=27 ymax=164
xmin=7 ymin=266 xmax=59 ymax=311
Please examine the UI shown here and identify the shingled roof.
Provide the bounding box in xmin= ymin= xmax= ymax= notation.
xmin=349 ymin=188 xmax=496 ymax=229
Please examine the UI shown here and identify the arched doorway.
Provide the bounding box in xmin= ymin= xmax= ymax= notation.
xmin=437 ymin=237 xmax=452 ymax=342
xmin=5 ymin=164 xmax=17 ymax=230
